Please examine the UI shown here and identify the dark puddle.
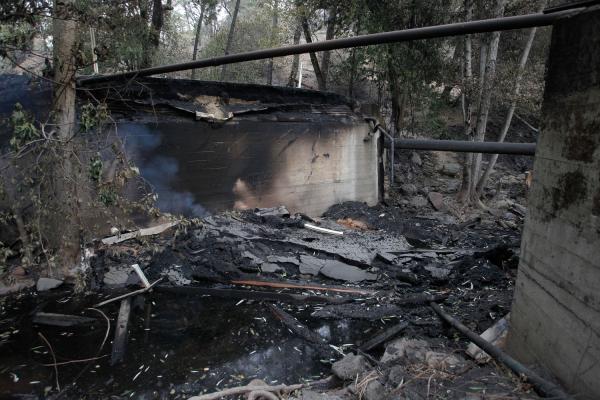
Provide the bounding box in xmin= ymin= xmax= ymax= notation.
xmin=0 ymin=289 xmax=386 ymax=399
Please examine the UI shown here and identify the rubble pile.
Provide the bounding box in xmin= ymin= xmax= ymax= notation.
xmin=1 ymin=199 xmax=549 ymax=399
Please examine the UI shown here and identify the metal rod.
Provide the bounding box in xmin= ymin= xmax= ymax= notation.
xmin=430 ymin=302 xmax=572 ymax=400
xmin=78 ymin=7 xmax=585 ymax=86
xmin=385 ymin=138 xmax=536 ymax=155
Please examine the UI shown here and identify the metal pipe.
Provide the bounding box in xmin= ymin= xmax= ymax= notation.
xmin=77 ymin=7 xmax=585 ymax=86
xmin=385 ymin=138 xmax=536 ymax=155
xmin=430 ymin=302 xmax=572 ymax=400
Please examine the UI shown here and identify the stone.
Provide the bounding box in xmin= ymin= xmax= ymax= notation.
xmin=387 ymin=365 xmax=407 ymax=385
xmin=445 ymin=179 xmax=461 ymax=192
xmin=241 ymin=251 xmax=263 ymax=266
xmin=261 ymin=263 xmax=283 ymax=273
xmin=425 ymin=351 xmax=467 ymax=371
xmin=332 ymin=354 xmax=370 ymax=380
xmin=299 ymin=255 xmax=326 ymax=275
xmin=428 ymin=191 xmax=445 ymax=211
xmin=363 ymin=379 xmax=386 ymax=400
xmin=381 ymin=338 xmax=429 ymax=363
xmin=295 ymin=390 xmax=343 ymax=400
xmin=399 ymin=183 xmax=418 ymax=196
xmin=410 ymin=195 xmax=429 ymax=208
xmin=410 ymin=152 xmax=422 ymax=166
xmin=440 ymin=162 xmax=461 ymax=177
xmin=320 ymin=261 xmax=377 ymax=283
xmin=36 ymin=277 xmax=63 ymax=292
xmin=266 ymin=255 xmax=299 ymax=265
xmin=163 ymin=265 xmax=191 ymax=285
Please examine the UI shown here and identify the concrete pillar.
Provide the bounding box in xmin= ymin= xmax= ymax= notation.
xmin=507 ymin=8 xmax=600 ymax=400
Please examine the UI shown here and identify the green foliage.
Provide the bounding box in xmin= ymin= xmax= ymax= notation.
xmin=80 ymin=102 xmax=109 ymax=132
xmin=99 ymin=186 xmax=117 ymax=206
xmin=9 ymin=103 xmax=39 ymax=151
xmin=89 ymin=153 xmax=103 ymax=182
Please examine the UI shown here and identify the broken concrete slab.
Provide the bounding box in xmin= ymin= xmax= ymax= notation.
xmin=36 ymin=277 xmax=63 ymax=292
xmin=467 ymin=314 xmax=510 ymax=363
xmin=319 ymin=261 xmax=377 ymax=283
xmin=332 ymin=354 xmax=370 ymax=380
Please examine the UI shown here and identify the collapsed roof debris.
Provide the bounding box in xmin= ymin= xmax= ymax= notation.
xmin=1 ymin=201 xmax=537 ymax=399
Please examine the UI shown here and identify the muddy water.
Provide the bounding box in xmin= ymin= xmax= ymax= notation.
xmin=0 ymin=290 xmax=383 ymax=399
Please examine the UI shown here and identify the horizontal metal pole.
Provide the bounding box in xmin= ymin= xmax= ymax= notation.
xmin=78 ymin=7 xmax=584 ymax=86
xmin=384 ymin=138 xmax=536 ymax=155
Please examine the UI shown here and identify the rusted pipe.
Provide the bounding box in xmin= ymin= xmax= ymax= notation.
xmin=385 ymin=138 xmax=536 ymax=155
xmin=430 ymin=302 xmax=572 ymax=400
xmin=77 ymin=5 xmax=588 ymax=86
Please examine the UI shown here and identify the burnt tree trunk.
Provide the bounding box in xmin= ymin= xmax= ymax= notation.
xmin=51 ymin=0 xmax=81 ymax=274
xmin=191 ymin=3 xmax=205 ymax=79
xmin=266 ymin=0 xmax=279 ymax=85
xmin=476 ymin=0 xmax=546 ymax=194
xmin=220 ymin=0 xmax=241 ymax=82
xmin=302 ymin=19 xmax=325 ymax=91
xmin=458 ymin=0 xmax=474 ymax=203
xmin=468 ymin=0 xmax=505 ymax=204
xmin=320 ymin=6 xmax=337 ymax=90
xmin=287 ymin=22 xmax=302 ymax=87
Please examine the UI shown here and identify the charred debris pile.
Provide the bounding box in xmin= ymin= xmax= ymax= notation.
xmin=1 ymin=201 xmax=552 ymax=399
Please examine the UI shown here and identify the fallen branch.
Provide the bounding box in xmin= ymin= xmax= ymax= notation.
xmin=188 ymin=383 xmax=304 ymax=400
xmin=231 ymin=279 xmax=374 ymax=296
xmin=360 ymin=321 xmax=409 ymax=352
xmin=429 ymin=302 xmax=572 ymax=400
xmin=38 ymin=332 xmax=60 ymax=391
xmin=268 ymin=304 xmax=327 ymax=345
xmin=42 ymin=354 xmax=108 ymax=367
xmin=101 ymin=221 xmax=178 ymax=245
xmin=111 ymin=298 xmax=132 ymax=365
xmin=94 ymin=278 xmax=162 ymax=307
xmin=155 ymin=285 xmax=349 ymax=304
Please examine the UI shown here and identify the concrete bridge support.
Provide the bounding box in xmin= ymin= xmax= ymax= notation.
xmin=507 ymin=8 xmax=600 ymax=400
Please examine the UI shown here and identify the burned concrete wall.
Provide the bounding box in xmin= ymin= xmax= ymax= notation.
xmin=507 ymin=9 xmax=600 ymax=399
xmin=97 ymin=79 xmax=380 ymax=217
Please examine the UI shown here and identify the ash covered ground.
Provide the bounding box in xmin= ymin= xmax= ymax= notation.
xmin=0 ymin=148 xmax=550 ymax=399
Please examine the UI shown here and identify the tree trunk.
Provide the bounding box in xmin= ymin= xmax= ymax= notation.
xmin=301 ymin=19 xmax=326 ymax=91
xmin=51 ymin=0 xmax=81 ymax=273
xmin=191 ymin=3 xmax=205 ymax=79
xmin=348 ymin=19 xmax=361 ymax=98
xmin=142 ymin=0 xmax=164 ymax=68
xmin=287 ymin=22 xmax=302 ymax=87
xmin=320 ymin=6 xmax=337 ymax=90
xmin=469 ymin=0 xmax=506 ymax=203
xmin=458 ymin=0 xmax=474 ymax=203
xmin=476 ymin=1 xmax=545 ymax=194
xmin=220 ymin=0 xmax=241 ymax=82
xmin=266 ymin=0 xmax=279 ymax=85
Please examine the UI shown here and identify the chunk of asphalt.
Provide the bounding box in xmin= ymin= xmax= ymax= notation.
xmin=319 ymin=260 xmax=377 ymax=283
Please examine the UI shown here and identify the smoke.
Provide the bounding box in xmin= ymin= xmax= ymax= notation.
xmin=118 ymin=123 xmax=209 ymax=217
